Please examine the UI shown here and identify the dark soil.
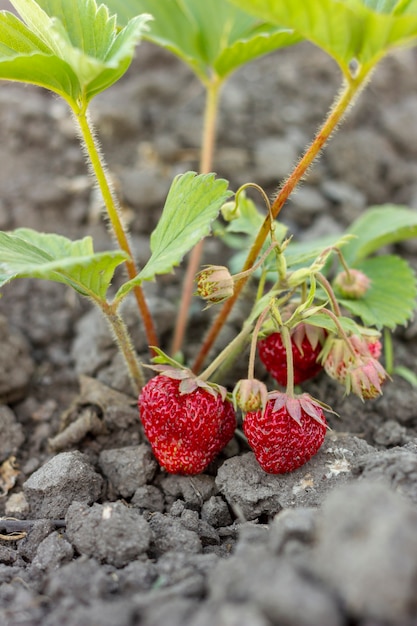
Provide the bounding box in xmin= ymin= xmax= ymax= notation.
xmin=1 ymin=11 xmax=417 ymax=625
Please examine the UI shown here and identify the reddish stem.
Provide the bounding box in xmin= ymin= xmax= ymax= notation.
xmin=192 ymin=78 xmax=360 ymax=373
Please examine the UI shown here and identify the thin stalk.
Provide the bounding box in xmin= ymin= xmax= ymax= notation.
xmin=170 ymin=78 xmax=223 ymax=356
xmin=281 ymin=325 xmax=295 ymax=398
xmin=320 ymin=308 xmax=357 ymax=358
xmin=73 ymin=103 xmax=159 ymax=353
xmin=198 ymin=323 xmax=253 ymax=382
xmin=247 ymin=306 xmax=270 ymax=379
xmin=316 ymin=273 xmax=342 ymax=316
xmin=383 ymin=327 xmax=394 ymax=374
xmin=192 ymin=77 xmax=363 ymax=373
xmin=98 ymin=300 xmax=145 ymax=394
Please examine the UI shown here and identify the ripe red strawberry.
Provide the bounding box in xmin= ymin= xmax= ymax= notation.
xmin=258 ymin=324 xmax=325 ymax=386
xmin=138 ymin=374 xmax=236 ymax=475
xmin=243 ymin=392 xmax=327 ymax=474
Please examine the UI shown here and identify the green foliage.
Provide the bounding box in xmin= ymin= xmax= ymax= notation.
xmin=0 ymin=0 xmax=150 ymax=104
xmin=335 ymin=255 xmax=417 ymax=329
xmin=228 ymin=0 xmax=417 ymax=78
xmin=341 ymin=204 xmax=417 ymax=264
xmin=116 ymin=172 xmax=232 ymax=298
xmin=104 ymin=0 xmax=301 ymax=84
xmin=0 ymin=228 xmax=128 ymax=299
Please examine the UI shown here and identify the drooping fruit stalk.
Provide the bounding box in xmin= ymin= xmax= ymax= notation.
xmin=192 ymin=76 xmax=367 ymax=373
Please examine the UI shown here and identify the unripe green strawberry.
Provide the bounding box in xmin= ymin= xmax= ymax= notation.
xmin=138 ymin=375 xmax=236 ymax=475
xmin=243 ymin=392 xmax=327 ymax=474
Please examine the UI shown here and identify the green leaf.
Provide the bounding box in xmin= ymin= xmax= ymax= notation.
xmin=116 ymin=172 xmax=232 ymax=298
xmin=0 ymin=0 xmax=151 ymax=103
xmin=104 ymin=0 xmax=300 ymax=83
xmin=0 ymin=228 xmax=128 ymax=299
xmin=335 ymin=255 xmax=417 ymax=329
xmin=284 ymin=233 xmax=355 ymax=269
xmin=304 ymin=313 xmax=363 ymax=335
xmin=342 ymin=205 xmax=417 ymax=265
xmin=229 ymin=0 xmax=417 ymax=78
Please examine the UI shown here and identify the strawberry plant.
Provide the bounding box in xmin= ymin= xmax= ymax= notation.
xmin=1 ymin=0 xmax=417 ymax=475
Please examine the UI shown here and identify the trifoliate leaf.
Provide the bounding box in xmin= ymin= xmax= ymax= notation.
xmin=105 ymin=0 xmax=300 ymax=84
xmin=0 ymin=0 xmax=151 ymax=104
xmin=229 ymin=0 xmax=417 ymax=78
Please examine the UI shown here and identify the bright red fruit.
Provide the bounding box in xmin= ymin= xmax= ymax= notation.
xmin=139 ymin=375 xmax=236 ymax=475
xmin=258 ymin=325 xmax=325 ymax=386
xmin=243 ymin=392 xmax=327 ymax=474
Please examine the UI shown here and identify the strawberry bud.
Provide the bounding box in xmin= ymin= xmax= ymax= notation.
xmin=321 ymin=333 xmax=387 ymax=400
xmin=196 ymin=265 xmax=234 ymax=304
xmin=334 ymin=269 xmax=371 ymax=299
xmin=233 ymin=378 xmax=268 ymax=413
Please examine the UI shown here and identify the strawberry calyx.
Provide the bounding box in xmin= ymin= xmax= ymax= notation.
xmin=145 ymin=364 xmax=228 ymax=401
xmin=266 ymin=390 xmax=330 ymax=428
xmin=144 ymin=348 xmax=228 ymax=400
xmin=232 ymin=378 xmax=268 ymax=413
xmin=195 ymin=265 xmax=235 ymax=305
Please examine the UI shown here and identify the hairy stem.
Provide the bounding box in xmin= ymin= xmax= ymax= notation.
xmin=99 ymin=300 xmax=145 ymax=394
xmin=192 ymin=77 xmax=363 ymax=373
xmin=73 ymin=103 xmax=159 ymax=353
xmin=316 ymin=273 xmax=342 ymax=316
xmin=171 ymin=78 xmax=222 ymax=356
xmin=198 ymin=323 xmax=253 ymax=382
xmin=280 ymin=325 xmax=295 ymax=397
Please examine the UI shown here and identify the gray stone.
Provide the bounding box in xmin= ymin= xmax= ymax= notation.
xmin=215 ymin=453 xmax=283 ymax=521
xmin=23 ymin=451 xmax=103 ymax=518
xmin=201 ymin=496 xmax=233 ymax=528
xmin=17 ymin=519 xmax=54 ymax=561
xmin=160 ymin=474 xmax=216 ymax=509
xmin=31 ymin=531 xmax=74 ymax=572
xmin=99 ymin=444 xmax=158 ymax=498
xmin=381 ymin=96 xmax=417 ymax=153
xmin=0 ymin=316 xmax=34 ymax=404
xmin=372 ymin=419 xmax=408 ymax=446
xmin=269 ymin=507 xmax=318 ymax=555
xmin=289 ymin=185 xmax=328 ymax=213
xmin=207 ymin=544 xmax=343 ymax=626
xmin=66 ymin=501 xmax=151 ymax=568
xmin=44 ymin=599 xmax=136 ymax=626
xmin=45 ymin=556 xmax=119 ymax=602
xmin=191 ymin=602 xmax=270 ymax=626
xmin=312 ymin=481 xmax=417 ymax=622
xmin=254 ymin=136 xmax=299 ymax=182
xmin=353 ymin=445 xmax=417 ymax=505
xmin=321 ymin=179 xmax=366 ymax=210
xmin=131 ymin=484 xmax=165 ymax=512
xmin=0 ymin=405 xmax=24 ymax=463
xmin=148 ymin=512 xmax=202 ymax=557
xmin=216 ymin=434 xmax=373 ymax=520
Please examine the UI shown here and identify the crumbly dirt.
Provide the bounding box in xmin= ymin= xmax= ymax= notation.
xmin=0 ymin=18 xmax=417 ymax=626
